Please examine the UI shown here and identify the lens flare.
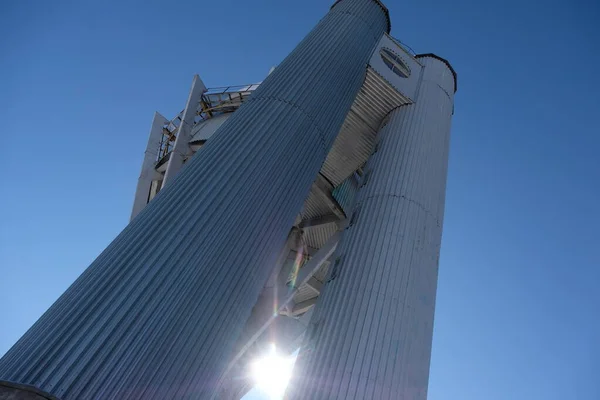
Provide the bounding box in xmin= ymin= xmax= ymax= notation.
xmin=250 ymin=344 xmax=295 ymax=399
xmin=287 ymin=245 xmax=305 ymax=290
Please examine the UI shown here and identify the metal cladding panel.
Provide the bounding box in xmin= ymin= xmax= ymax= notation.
xmin=416 ymin=55 xmax=457 ymax=98
xmin=313 ymin=261 xmax=332 ymax=283
xmin=321 ymin=67 xmax=410 ymax=186
xmin=332 ymin=174 xmax=360 ymax=217
xmin=368 ymin=34 xmax=422 ymax=101
xmin=301 ymin=186 xmax=334 ymax=220
xmin=293 ymin=284 xmax=319 ymax=304
xmin=303 ymin=222 xmax=339 ymax=250
xmin=354 ymin=67 xmax=412 ymax=130
xmin=320 ymin=110 xmax=374 ymax=186
xmin=0 ymin=1 xmax=388 ymax=399
xmin=254 ymin=0 xmax=388 ymax=151
xmin=287 ymin=57 xmax=455 ymax=400
xmin=189 ymin=112 xmax=232 ymax=142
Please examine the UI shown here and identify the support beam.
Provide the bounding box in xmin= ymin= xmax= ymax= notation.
xmin=298 ymin=213 xmax=340 ymax=229
xmin=162 ymin=74 xmax=207 ymax=186
xmin=305 ymin=276 xmax=323 ymax=294
xmin=304 ymin=246 xmax=319 ymax=258
xmin=312 ymin=174 xmax=346 ymax=219
xmin=130 ymin=112 xmax=168 ymax=220
xmin=290 ymin=232 xmax=340 ymax=289
xmin=282 ymin=297 xmax=318 ymax=317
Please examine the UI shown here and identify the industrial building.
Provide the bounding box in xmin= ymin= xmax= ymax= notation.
xmin=0 ymin=0 xmax=456 ymax=399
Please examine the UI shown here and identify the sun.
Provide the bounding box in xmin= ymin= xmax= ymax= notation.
xmin=250 ymin=344 xmax=295 ymax=399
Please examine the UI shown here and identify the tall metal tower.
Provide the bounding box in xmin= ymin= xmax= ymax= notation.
xmin=0 ymin=1 xmax=456 ymax=399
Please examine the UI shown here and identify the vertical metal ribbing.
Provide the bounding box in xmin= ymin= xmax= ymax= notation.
xmin=287 ymin=56 xmax=456 ymax=400
xmin=0 ymin=1 xmax=388 ymax=399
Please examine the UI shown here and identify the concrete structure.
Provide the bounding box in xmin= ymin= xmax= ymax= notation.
xmin=161 ymin=75 xmax=207 ymax=187
xmin=0 ymin=1 xmax=457 ymax=399
xmin=130 ymin=112 xmax=168 ymax=220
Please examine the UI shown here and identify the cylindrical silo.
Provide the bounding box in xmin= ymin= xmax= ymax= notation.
xmin=0 ymin=1 xmax=389 ymax=399
xmin=287 ymin=55 xmax=456 ymax=400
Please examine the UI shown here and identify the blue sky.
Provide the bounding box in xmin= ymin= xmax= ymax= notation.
xmin=1 ymin=0 xmax=599 ymax=399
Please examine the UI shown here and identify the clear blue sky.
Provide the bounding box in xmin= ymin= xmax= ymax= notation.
xmin=1 ymin=0 xmax=599 ymax=399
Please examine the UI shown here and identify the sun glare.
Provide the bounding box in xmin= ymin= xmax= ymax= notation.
xmin=250 ymin=344 xmax=295 ymax=399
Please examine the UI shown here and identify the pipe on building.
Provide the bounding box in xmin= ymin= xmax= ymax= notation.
xmin=287 ymin=55 xmax=456 ymax=400
xmin=0 ymin=1 xmax=389 ymax=399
